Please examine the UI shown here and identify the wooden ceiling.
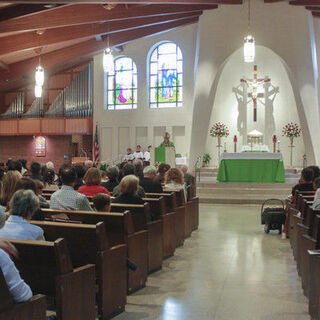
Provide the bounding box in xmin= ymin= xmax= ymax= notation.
xmin=264 ymin=0 xmax=320 ymax=17
xmin=0 ymin=1 xmax=242 ymax=92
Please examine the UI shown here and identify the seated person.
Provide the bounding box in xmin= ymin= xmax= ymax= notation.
xmin=123 ymin=148 xmax=134 ymax=162
xmin=0 ymin=171 xmax=22 ymax=206
xmin=133 ymin=159 xmax=144 ymax=180
xmin=113 ymin=163 xmax=145 ymax=198
xmin=84 ymin=160 xmax=94 ymax=171
xmin=140 ymin=166 xmax=163 ymax=193
xmin=113 ymin=175 xmax=145 ymax=205
xmin=15 ymin=178 xmax=46 ymax=221
xmin=133 ymin=145 xmax=144 ymax=160
xmin=43 ymin=169 xmax=59 ymax=190
xmin=0 ymin=189 xmax=44 ymax=240
xmin=29 ymin=162 xmax=43 ymax=182
xmin=74 ymin=164 xmax=86 ymax=190
xmin=154 ymin=163 xmax=170 ymax=184
xmin=0 ymin=240 xmax=32 ymax=303
xmin=33 ymin=180 xmax=50 ymax=208
xmin=181 ymin=165 xmax=194 ymax=187
xmin=7 ymin=160 xmax=23 ymax=174
xmin=292 ymin=167 xmax=314 ymax=197
xmin=163 ymin=168 xmax=187 ymax=201
xmin=100 ymin=170 xmax=108 ymax=184
xmin=50 ymin=166 xmax=93 ymax=211
xmin=101 ymin=166 xmax=119 ymax=192
xmin=19 ymin=159 xmax=28 ymax=176
xmin=78 ymin=168 xmax=110 ymax=197
xmin=312 ymin=177 xmax=320 ymax=209
xmin=309 ymin=165 xmax=320 ymax=181
xmin=93 ymin=193 xmax=111 ymax=212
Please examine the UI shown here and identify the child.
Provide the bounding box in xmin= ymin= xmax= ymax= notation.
xmin=93 ymin=193 xmax=111 ymax=212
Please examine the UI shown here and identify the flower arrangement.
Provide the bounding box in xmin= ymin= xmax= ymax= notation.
xmin=282 ymin=122 xmax=301 ymax=138
xmin=154 ymin=161 xmax=161 ymax=168
xmin=210 ymin=122 xmax=230 ymax=138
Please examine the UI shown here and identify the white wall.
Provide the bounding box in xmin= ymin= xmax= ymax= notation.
xmin=190 ymin=2 xmax=319 ymax=168
xmin=93 ymin=23 xmax=198 ymax=163
xmin=93 ymin=2 xmax=320 ymax=168
xmin=205 ymin=46 xmax=305 ymax=167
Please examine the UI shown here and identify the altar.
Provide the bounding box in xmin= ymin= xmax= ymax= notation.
xmin=217 ymin=153 xmax=285 ymax=183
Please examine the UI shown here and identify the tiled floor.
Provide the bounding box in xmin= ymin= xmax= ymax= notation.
xmin=114 ymin=204 xmax=309 ymax=320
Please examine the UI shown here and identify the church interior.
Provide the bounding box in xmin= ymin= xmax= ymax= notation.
xmin=0 ymin=0 xmax=319 ymax=319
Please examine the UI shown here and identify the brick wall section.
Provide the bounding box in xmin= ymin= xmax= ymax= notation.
xmin=0 ymin=135 xmax=92 ymax=169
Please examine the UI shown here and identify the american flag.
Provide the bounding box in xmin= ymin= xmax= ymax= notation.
xmin=93 ymin=123 xmax=100 ymax=166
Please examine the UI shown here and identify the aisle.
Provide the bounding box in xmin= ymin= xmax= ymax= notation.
xmin=114 ymin=204 xmax=309 ymax=320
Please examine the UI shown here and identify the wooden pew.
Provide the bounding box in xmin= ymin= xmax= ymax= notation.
xmin=163 ymin=188 xmax=193 ymax=239
xmin=146 ymin=192 xmax=185 ymax=247
xmin=41 ymin=209 xmax=148 ymax=294
xmin=111 ymin=203 xmax=163 ymax=274
xmin=143 ymin=196 xmax=176 ymax=260
xmin=0 ymin=268 xmax=46 ymax=320
xmin=308 ymin=250 xmax=320 ymax=320
xmin=31 ymin=221 xmax=127 ymax=319
xmin=0 ymin=237 xmax=96 ymax=320
xmin=298 ymin=213 xmax=320 ymax=297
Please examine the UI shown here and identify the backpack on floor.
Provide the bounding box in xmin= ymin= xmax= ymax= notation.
xmin=261 ymin=199 xmax=286 ymax=234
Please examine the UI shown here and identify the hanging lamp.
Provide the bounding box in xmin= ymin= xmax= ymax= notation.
xmin=34 ymin=85 xmax=42 ymax=98
xmin=35 ymin=65 xmax=44 ymax=86
xmin=244 ymin=0 xmax=255 ymax=63
xmin=103 ymin=25 xmax=114 ymax=73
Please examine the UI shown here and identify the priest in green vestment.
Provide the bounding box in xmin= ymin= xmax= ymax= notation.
xmin=159 ymin=132 xmax=175 ymax=148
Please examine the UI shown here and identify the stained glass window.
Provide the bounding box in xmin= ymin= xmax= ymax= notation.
xmin=106 ymin=56 xmax=137 ymax=110
xmin=149 ymin=42 xmax=183 ymax=108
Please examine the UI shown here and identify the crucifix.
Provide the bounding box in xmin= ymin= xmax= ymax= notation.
xmin=241 ymin=65 xmax=270 ymax=122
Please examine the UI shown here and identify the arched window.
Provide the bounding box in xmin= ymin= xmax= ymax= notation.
xmin=149 ymin=42 xmax=183 ymax=108
xmin=106 ymin=56 xmax=137 ymax=110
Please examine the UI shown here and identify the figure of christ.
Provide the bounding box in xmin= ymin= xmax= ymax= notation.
xmin=241 ymin=65 xmax=270 ymax=122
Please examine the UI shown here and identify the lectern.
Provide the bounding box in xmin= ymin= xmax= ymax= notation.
xmin=155 ymin=146 xmax=176 ymax=167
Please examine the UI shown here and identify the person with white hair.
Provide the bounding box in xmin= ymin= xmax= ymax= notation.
xmin=0 ymin=189 xmax=44 ymax=240
xmin=84 ymin=160 xmax=94 ymax=170
xmin=46 ymin=161 xmax=54 ymax=170
xmin=139 ymin=165 xmax=163 ymax=193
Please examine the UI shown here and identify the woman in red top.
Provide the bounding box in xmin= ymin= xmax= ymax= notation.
xmin=78 ymin=168 xmax=110 ymax=197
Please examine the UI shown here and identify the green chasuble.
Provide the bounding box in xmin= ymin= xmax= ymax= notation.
xmin=159 ymin=141 xmax=175 ymax=148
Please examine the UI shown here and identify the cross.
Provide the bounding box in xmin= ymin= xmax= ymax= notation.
xmin=241 ymin=65 xmax=270 ymax=122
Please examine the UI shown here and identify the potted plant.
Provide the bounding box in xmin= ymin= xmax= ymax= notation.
xmin=202 ymin=153 xmax=211 ymax=167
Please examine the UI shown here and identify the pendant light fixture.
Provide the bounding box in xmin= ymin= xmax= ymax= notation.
xmin=35 ymin=65 xmax=44 ymax=87
xmin=34 ymin=85 xmax=42 ymax=98
xmin=244 ymin=0 xmax=255 ymax=63
xmin=103 ymin=47 xmax=114 ymax=73
xmin=34 ymin=30 xmax=45 ymax=98
xmin=103 ymin=24 xmax=114 ymax=73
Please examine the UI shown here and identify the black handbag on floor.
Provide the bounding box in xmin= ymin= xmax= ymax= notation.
xmin=261 ymin=199 xmax=286 ymax=234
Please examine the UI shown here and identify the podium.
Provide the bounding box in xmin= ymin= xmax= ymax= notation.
xmin=72 ymin=157 xmax=87 ymax=165
xmin=155 ymin=147 xmax=176 ymax=167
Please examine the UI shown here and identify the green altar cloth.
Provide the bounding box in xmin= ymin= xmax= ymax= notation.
xmin=155 ymin=146 xmax=166 ymax=164
xmin=217 ymin=159 xmax=285 ymax=183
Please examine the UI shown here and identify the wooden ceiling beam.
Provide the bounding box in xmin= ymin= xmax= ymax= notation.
xmin=0 ymin=11 xmax=201 ymax=56
xmin=0 ymin=3 xmax=217 ymax=33
xmin=290 ymin=0 xmax=320 ymax=6
xmin=0 ymin=4 xmax=62 ymax=22
xmin=0 ymin=0 xmax=241 ymax=3
xmin=306 ymin=5 xmax=320 ymax=10
xmin=0 ymin=15 xmax=199 ymax=87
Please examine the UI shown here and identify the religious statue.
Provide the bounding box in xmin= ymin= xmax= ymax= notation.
xmin=241 ymin=65 xmax=270 ymax=122
xmin=159 ymin=132 xmax=175 ymax=148
xmin=232 ymin=65 xmax=279 ymax=148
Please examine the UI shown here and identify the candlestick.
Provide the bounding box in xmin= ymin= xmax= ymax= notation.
xmin=224 ymin=142 xmax=227 ymax=153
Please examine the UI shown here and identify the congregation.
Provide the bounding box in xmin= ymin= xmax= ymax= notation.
xmin=0 ymin=156 xmax=195 ymax=320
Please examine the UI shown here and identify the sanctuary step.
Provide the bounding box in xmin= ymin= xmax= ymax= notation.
xmin=195 ymin=167 xmax=300 ymax=204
